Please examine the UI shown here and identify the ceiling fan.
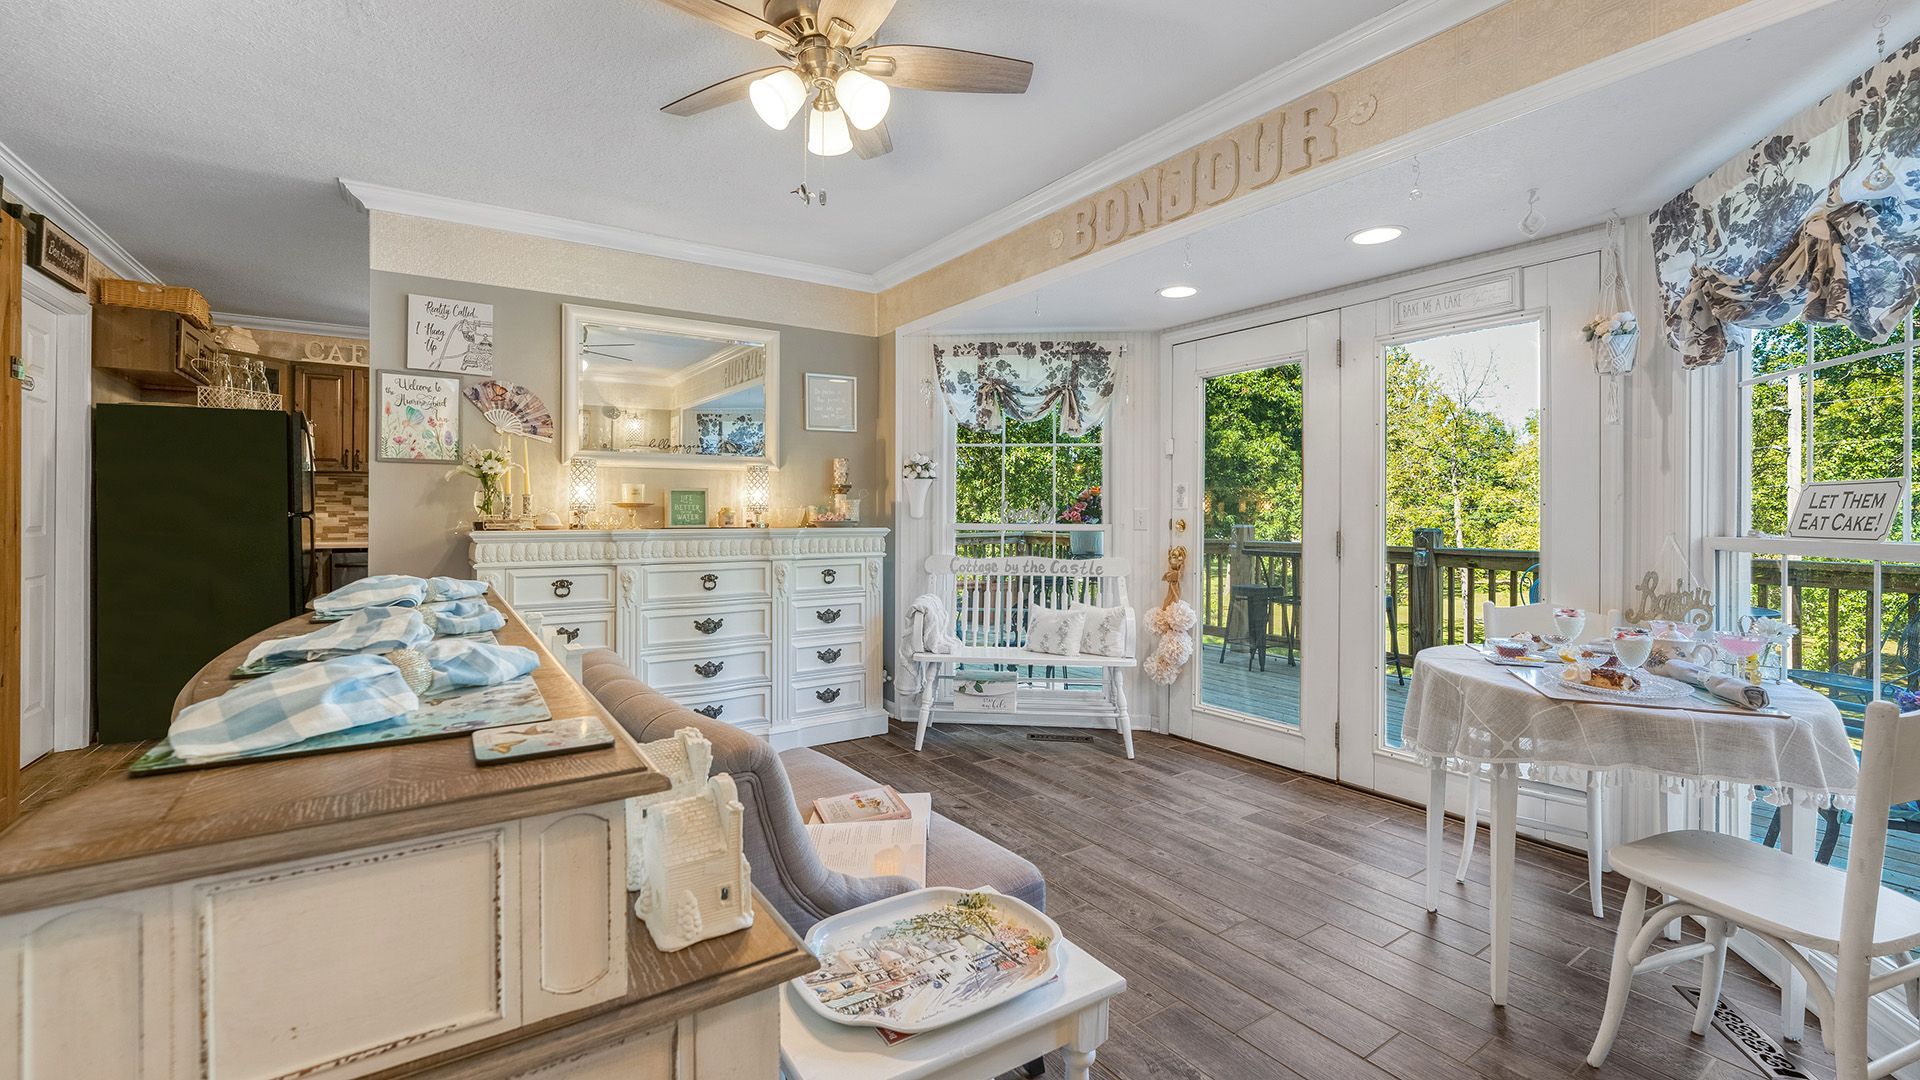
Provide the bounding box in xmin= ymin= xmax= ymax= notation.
xmin=657 ymin=0 xmax=1034 ymax=159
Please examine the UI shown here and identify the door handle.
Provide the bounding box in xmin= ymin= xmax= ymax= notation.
xmin=693 ymin=660 xmax=725 ymax=679
xmin=821 ymin=568 xmax=837 ymax=585
xmin=816 ymin=647 xmax=842 ymax=664
xmin=551 ymin=579 xmax=573 ymax=598
xmin=555 ymin=626 xmax=580 ymax=644
xmin=814 ymin=687 xmax=842 ymax=704
xmin=816 ymin=608 xmax=842 ymax=624
xmin=695 ymin=704 xmax=724 ymax=719
xmin=693 ymin=617 xmax=724 ymax=635
xmin=701 ymin=573 xmax=719 ymax=591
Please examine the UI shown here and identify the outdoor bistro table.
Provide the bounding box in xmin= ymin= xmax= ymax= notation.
xmin=1403 ymin=644 xmax=1860 ymax=1013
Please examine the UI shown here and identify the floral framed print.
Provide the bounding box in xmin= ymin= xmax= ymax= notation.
xmin=377 ymin=371 xmax=461 ymax=463
xmin=804 ymin=373 xmax=858 ymax=432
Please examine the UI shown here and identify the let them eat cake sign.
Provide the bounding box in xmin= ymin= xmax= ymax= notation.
xmin=1789 ymin=479 xmax=1906 ymax=541
xmin=407 ymin=294 xmax=495 ymax=375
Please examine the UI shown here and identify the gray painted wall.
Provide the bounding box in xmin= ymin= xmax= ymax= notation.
xmin=368 ymin=270 xmax=886 ymax=582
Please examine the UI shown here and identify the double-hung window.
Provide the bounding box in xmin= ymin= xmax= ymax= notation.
xmin=952 ymin=407 xmax=1106 ymax=559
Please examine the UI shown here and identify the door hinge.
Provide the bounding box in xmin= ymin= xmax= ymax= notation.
xmin=1335 ymin=530 xmax=1344 ymax=559
xmin=1335 ymin=340 xmax=1343 ymax=368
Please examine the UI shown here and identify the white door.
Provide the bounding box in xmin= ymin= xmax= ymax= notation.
xmin=19 ymin=295 xmax=58 ymax=765
xmin=1168 ymin=311 xmax=1342 ymax=775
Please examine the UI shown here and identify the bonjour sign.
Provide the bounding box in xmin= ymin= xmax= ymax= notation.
xmin=1788 ymin=479 xmax=1907 ymax=541
xmin=1057 ymin=91 xmax=1350 ymax=260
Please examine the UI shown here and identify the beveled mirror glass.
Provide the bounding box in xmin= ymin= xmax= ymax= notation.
xmin=560 ymin=305 xmax=779 ymax=468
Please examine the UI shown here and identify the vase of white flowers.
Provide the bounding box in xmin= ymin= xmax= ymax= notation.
xmin=1583 ymin=310 xmax=1639 ymax=374
xmin=454 ymin=446 xmax=513 ymax=521
xmin=902 ymin=453 xmax=936 ymax=519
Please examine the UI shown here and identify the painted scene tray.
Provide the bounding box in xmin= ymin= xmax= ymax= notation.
xmin=795 ymin=886 xmax=1064 ymax=1033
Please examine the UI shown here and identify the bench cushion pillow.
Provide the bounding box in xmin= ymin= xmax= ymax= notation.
xmin=1026 ymin=607 xmax=1087 ymax=656
xmin=1072 ymin=603 xmax=1129 ymax=656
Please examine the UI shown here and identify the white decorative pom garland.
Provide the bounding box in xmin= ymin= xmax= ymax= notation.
xmin=1144 ymin=547 xmax=1196 ymax=686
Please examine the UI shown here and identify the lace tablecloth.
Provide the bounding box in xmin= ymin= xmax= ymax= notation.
xmin=1402 ymin=646 xmax=1860 ymax=806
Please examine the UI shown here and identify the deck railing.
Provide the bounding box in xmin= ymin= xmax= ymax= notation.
xmin=1746 ymin=558 xmax=1920 ymax=686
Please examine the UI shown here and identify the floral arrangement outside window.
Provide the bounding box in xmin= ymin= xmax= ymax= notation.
xmin=1057 ymin=484 xmax=1101 ymax=525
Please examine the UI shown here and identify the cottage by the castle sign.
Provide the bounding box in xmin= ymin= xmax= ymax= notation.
xmin=1054 ymin=91 xmax=1365 ymax=260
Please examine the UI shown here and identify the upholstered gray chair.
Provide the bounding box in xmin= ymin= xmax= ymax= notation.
xmin=581 ymin=649 xmax=1045 ymax=933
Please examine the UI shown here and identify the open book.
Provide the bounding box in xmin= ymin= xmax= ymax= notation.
xmin=805 ymin=792 xmax=931 ymax=886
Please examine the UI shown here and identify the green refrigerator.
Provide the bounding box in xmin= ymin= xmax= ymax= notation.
xmin=93 ymin=404 xmax=314 ymax=742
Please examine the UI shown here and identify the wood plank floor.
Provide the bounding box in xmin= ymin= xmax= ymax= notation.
xmin=821 ymin=722 xmax=1839 ymax=1080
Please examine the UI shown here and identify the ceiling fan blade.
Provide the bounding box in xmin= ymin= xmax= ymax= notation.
xmin=661 ymin=66 xmax=787 ymax=116
xmin=860 ymin=44 xmax=1033 ymax=94
xmin=653 ymin=0 xmax=796 ymax=49
xmin=815 ymin=0 xmax=896 ymax=46
xmin=850 ymin=118 xmax=892 ymax=159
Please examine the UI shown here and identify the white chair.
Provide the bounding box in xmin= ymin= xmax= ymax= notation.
xmin=1586 ymin=700 xmax=1920 ymax=1078
xmin=1451 ymin=602 xmax=1612 ymax=918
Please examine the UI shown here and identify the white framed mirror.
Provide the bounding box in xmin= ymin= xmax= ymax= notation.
xmin=560 ymin=304 xmax=780 ymax=469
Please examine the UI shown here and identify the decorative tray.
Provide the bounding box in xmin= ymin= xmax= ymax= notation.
xmin=794 ymin=886 xmax=1063 ymax=1033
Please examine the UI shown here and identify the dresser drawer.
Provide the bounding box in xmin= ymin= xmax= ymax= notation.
xmin=505 ymin=566 xmax=613 ymax=610
xmin=794 ymin=638 xmax=865 ymax=676
xmin=791 ymin=597 xmax=866 ymax=637
xmin=675 ymin=685 xmax=772 ymax=732
xmin=645 ymin=563 xmax=770 ymax=603
xmin=642 ymin=600 xmax=771 ymax=649
xmin=793 ymin=559 xmax=864 ymax=594
xmin=643 ymin=643 xmax=771 ymax=692
xmin=792 ymin=675 xmax=867 ymax=719
xmin=543 ymin=611 xmax=612 ymax=651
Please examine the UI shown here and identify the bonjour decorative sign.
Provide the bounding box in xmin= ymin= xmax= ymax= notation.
xmin=1054 ymin=91 xmax=1369 ymax=260
xmin=1788 ymin=479 xmax=1907 ymax=541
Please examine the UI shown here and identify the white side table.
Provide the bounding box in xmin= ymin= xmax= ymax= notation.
xmin=780 ymin=943 xmax=1126 ymax=1080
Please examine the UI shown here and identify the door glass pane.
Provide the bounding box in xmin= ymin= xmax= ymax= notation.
xmin=1199 ymin=362 xmax=1305 ymax=726
xmin=1382 ymin=321 xmax=1542 ymax=750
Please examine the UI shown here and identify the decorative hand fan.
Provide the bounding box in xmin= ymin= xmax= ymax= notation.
xmin=463 ymin=381 xmax=555 ymax=443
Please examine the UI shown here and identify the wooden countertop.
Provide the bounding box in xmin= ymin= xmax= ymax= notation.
xmin=0 ymin=594 xmax=669 ymax=916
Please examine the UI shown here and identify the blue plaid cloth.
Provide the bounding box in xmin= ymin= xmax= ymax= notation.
xmin=415 ymin=639 xmax=539 ymax=693
xmin=168 ymin=655 xmax=421 ymax=762
xmin=240 ymin=610 xmax=433 ymax=674
xmin=427 ymin=577 xmax=491 ymax=602
xmin=422 ymin=599 xmax=505 ymax=637
xmin=312 ymin=574 xmax=428 ymax=617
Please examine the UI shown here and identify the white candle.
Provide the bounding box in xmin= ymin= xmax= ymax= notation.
xmin=621 ymin=483 xmax=646 ymax=503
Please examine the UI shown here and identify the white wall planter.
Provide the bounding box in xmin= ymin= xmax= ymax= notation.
xmin=903 ymin=476 xmax=934 ymax=519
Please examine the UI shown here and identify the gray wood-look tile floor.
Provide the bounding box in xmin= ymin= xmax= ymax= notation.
xmin=820 ymin=722 xmax=1837 ymax=1080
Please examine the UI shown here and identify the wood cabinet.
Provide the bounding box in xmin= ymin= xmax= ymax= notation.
xmin=91 ymin=307 xmax=216 ymax=390
xmin=293 ymin=362 xmax=369 ymax=473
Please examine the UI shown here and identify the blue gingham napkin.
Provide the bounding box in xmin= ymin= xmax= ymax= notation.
xmin=312 ymin=574 xmax=428 ymax=617
xmin=414 ymin=639 xmax=539 ymax=692
xmin=427 ymin=577 xmax=491 ymax=602
xmin=422 ymin=599 xmax=506 ymax=637
xmin=168 ymin=654 xmax=421 ymax=762
xmin=238 ymin=609 xmax=433 ymax=675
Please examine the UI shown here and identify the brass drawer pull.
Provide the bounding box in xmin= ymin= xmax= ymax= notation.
xmin=693 ymin=617 xmax=725 ymax=635
xmin=555 ymin=626 xmax=580 ymax=644
xmin=550 ymin=578 xmax=573 ymax=599
xmin=693 ymin=660 xmax=725 ymax=679
xmin=814 ymin=687 xmax=842 ymax=704
xmin=816 ymin=608 xmax=842 ymax=624
xmin=701 ymin=573 xmax=718 ymax=591
xmin=821 ymin=568 xmax=837 ymax=585
xmin=694 ymin=704 xmax=724 ymax=719
xmin=816 ymin=647 xmax=843 ymax=664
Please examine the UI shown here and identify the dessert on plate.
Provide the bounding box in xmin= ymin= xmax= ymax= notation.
xmin=1561 ymin=662 xmax=1638 ymax=691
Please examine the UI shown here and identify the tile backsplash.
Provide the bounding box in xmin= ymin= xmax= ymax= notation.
xmin=314 ymin=473 xmax=369 ymax=546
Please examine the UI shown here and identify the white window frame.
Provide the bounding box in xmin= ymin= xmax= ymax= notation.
xmin=946 ymin=404 xmax=1111 ymax=557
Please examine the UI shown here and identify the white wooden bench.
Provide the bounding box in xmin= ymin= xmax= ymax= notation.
xmin=909 ymin=555 xmax=1136 ymax=758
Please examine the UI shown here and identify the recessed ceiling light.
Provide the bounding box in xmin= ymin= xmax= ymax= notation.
xmin=1158 ymin=285 xmax=1198 ymax=299
xmin=1348 ymin=225 xmax=1405 ymax=246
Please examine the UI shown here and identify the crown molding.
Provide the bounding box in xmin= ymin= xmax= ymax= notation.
xmin=0 ymin=136 xmax=158 ymax=284
xmin=211 ymin=311 xmax=370 ymax=338
xmin=340 ymin=178 xmax=881 ymax=294
xmin=866 ymin=0 xmax=1508 ymax=290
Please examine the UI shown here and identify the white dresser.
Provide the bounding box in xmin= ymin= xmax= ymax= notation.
xmin=470 ymin=528 xmax=889 ymax=749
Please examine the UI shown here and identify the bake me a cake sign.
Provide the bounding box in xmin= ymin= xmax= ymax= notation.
xmin=1054 ymin=91 xmax=1363 ymax=259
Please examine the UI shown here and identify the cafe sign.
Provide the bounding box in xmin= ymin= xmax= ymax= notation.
xmin=1788 ymin=479 xmax=1907 ymax=541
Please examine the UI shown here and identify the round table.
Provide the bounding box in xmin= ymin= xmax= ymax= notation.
xmin=1402 ymin=645 xmax=1860 ymax=1009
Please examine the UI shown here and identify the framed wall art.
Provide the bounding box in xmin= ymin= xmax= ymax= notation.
xmin=665 ymin=487 xmax=710 ymax=528
xmin=804 ymin=372 xmax=857 ymax=432
xmin=377 ymin=371 xmax=462 ymax=463
xmin=25 ymin=213 xmax=88 ymax=294
xmin=406 ymin=294 xmax=495 ymax=375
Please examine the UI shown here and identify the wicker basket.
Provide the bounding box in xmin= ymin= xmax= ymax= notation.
xmin=93 ymin=278 xmax=212 ymax=330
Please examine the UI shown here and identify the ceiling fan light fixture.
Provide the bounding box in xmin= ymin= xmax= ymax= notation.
xmin=806 ymin=104 xmax=853 ymax=156
xmin=749 ymin=68 xmax=807 ymax=130
xmin=834 ymin=68 xmax=891 ymax=130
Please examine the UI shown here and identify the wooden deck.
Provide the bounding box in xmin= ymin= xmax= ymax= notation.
xmin=1200 ymin=644 xmax=1411 ymax=746
xmin=823 ymin=722 xmax=1843 ymax=1080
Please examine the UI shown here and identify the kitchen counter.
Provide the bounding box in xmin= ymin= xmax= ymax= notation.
xmin=312 ymin=539 xmax=369 ymax=550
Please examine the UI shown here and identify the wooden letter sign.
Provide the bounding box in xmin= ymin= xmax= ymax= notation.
xmin=1788 ymin=479 xmax=1906 ymax=541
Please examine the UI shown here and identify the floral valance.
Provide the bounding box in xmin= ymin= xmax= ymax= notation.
xmin=1652 ymin=34 xmax=1920 ymax=368
xmin=933 ymin=340 xmax=1121 ymax=435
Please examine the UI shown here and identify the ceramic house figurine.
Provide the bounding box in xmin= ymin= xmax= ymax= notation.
xmin=631 ymin=771 xmax=755 ymax=951
xmin=625 ymin=727 xmax=713 ymax=891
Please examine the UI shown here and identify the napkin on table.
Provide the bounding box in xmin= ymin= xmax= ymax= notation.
xmin=1653 ymin=658 xmax=1770 ymax=710
xmin=312 ymin=574 xmax=428 ymax=617
xmin=241 ymin=609 xmax=433 ymax=672
xmin=421 ymin=598 xmax=506 ymax=636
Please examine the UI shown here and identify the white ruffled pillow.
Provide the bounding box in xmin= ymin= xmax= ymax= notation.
xmin=1026 ymin=608 xmax=1088 ymax=656
xmin=1072 ymin=603 xmax=1130 ymax=657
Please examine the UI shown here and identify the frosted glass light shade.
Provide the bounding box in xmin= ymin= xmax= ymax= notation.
xmin=745 ymin=465 xmax=771 ymax=515
xmin=568 ymin=457 xmax=599 ymax=513
xmin=806 ymin=106 xmax=853 ymax=156
xmin=833 ymin=69 xmax=890 ymax=130
xmin=749 ymin=69 xmax=806 ymax=130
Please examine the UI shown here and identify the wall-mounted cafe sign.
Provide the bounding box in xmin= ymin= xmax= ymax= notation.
xmin=1788 ymin=479 xmax=1907 ymax=541
xmin=1053 ymin=91 xmax=1370 ymax=261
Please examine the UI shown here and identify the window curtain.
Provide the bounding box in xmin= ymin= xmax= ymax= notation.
xmin=1651 ymin=35 xmax=1920 ymax=368
xmin=933 ymin=340 xmax=1121 ymax=435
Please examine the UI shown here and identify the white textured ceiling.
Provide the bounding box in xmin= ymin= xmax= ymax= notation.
xmin=0 ymin=0 xmax=1404 ymax=326
xmin=942 ymin=0 xmax=1920 ymax=334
